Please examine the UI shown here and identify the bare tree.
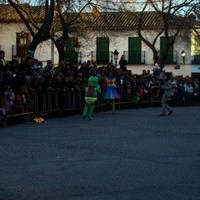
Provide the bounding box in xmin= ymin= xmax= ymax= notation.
xmin=5 ymin=0 xmax=94 ymax=62
xmin=52 ymin=0 xmax=93 ymax=62
xmin=7 ymin=0 xmax=55 ymax=60
xmin=97 ymin=0 xmax=199 ymax=69
xmin=3 ymin=0 xmax=200 ymax=66
xmin=194 ymin=2 xmax=200 ymax=20
xmin=136 ymin=0 xmax=199 ymax=69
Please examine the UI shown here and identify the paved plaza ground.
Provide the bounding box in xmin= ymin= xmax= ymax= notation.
xmin=0 ymin=106 xmax=200 ymax=200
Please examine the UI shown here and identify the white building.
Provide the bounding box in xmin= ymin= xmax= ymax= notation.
xmin=0 ymin=4 xmax=199 ymax=77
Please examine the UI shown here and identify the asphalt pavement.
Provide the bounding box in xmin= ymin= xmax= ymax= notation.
xmin=0 ymin=106 xmax=200 ymax=200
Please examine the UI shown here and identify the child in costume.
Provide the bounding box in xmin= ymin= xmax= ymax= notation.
xmin=82 ymin=73 xmax=101 ymax=120
xmin=104 ymin=72 xmax=120 ymax=114
xmin=4 ymin=87 xmax=15 ymax=114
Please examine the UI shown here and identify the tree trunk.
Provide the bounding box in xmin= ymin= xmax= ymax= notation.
xmin=54 ymin=34 xmax=68 ymax=63
xmin=152 ymin=50 xmax=159 ymax=65
xmin=25 ymin=40 xmax=38 ymax=60
xmin=56 ymin=42 xmax=66 ymax=62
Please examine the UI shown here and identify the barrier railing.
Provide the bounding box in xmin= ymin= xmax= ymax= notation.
xmin=33 ymin=91 xmax=60 ymax=114
xmin=1 ymin=85 xmax=199 ymax=126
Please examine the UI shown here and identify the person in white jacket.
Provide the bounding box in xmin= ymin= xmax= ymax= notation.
xmin=159 ymin=73 xmax=174 ymax=116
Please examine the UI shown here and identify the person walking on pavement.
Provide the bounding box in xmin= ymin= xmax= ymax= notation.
xmin=159 ymin=72 xmax=174 ymax=116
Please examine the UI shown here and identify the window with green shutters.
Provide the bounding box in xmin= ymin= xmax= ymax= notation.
xmin=160 ymin=37 xmax=173 ymax=64
xmin=128 ymin=37 xmax=142 ymax=64
xmin=65 ymin=37 xmax=78 ymax=64
xmin=96 ymin=37 xmax=109 ymax=64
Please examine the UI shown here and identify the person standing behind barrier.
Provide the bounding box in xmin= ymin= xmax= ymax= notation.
xmin=119 ymin=55 xmax=128 ymax=71
xmin=104 ymin=71 xmax=120 ymax=114
xmin=0 ymin=50 xmax=6 ymax=73
xmin=43 ymin=60 xmax=55 ymax=78
xmin=82 ymin=70 xmax=101 ymax=120
xmin=159 ymin=73 xmax=174 ymax=116
xmin=0 ymin=105 xmax=7 ymax=127
xmin=4 ymin=87 xmax=15 ymax=114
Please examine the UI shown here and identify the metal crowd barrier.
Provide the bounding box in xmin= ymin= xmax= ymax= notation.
xmin=1 ymin=85 xmax=199 ymax=125
xmin=0 ymin=89 xmax=83 ymax=125
xmin=0 ymin=86 xmax=165 ymax=123
xmin=32 ymin=89 xmax=82 ymax=116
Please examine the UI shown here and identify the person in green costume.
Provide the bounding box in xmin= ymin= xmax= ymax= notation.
xmin=82 ymin=71 xmax=101 ymax=120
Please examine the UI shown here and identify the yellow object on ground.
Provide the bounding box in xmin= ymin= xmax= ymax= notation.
xmin=33 ymin=117 xmax=45 ymax=123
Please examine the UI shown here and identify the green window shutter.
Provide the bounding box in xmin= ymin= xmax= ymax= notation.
xmin=160 ymin=37 xmax=173 ymax=64
xmin=193 ymin=55 xmax=200 ymax=64
xmin=96 ymin=37 xmax=109 ymax=64
xmin=128 ymin=37 xmax=141 ymax=64
xmin=65 ymin=37 xmax=78 ymax=63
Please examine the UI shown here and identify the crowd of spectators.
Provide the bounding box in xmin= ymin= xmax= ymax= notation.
xmin=0 ymin=52 xmax=200 ymax=119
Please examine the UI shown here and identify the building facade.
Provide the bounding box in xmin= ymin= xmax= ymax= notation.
xmin=0 ymin=5 xmax=198 ymax=77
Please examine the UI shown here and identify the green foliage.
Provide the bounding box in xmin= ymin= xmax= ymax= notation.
xmin=193 ymin=36 xmax=200 ymax=54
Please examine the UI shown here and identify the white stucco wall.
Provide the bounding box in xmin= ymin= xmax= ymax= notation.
xmin=77 ymin=30 xmax=192 ymax=66
xmin=0 ymin=23 xmax=24 ymax=60
xmin=0 ymin=23 xmax=194 ymax=76
xmin=34 ymin=40 xmax=59 ymax=64
xmin=0 ymin=23 xmax=57 ymax=64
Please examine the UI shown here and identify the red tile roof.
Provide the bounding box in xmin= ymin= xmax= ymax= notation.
xmin=0 ymin=4 xmax=44 ymax=23
xmin=0 ymin=4 xmax=199 ymax=30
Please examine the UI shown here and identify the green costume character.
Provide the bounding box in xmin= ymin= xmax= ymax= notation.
xmin=82 ymin=75 xmax=101 ymax=120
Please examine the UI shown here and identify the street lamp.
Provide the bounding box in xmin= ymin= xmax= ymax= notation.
xmin=181 ymin=50 xmax=185 ymax=64
xmin=113 ymin=49 xmax=119 ymax=67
